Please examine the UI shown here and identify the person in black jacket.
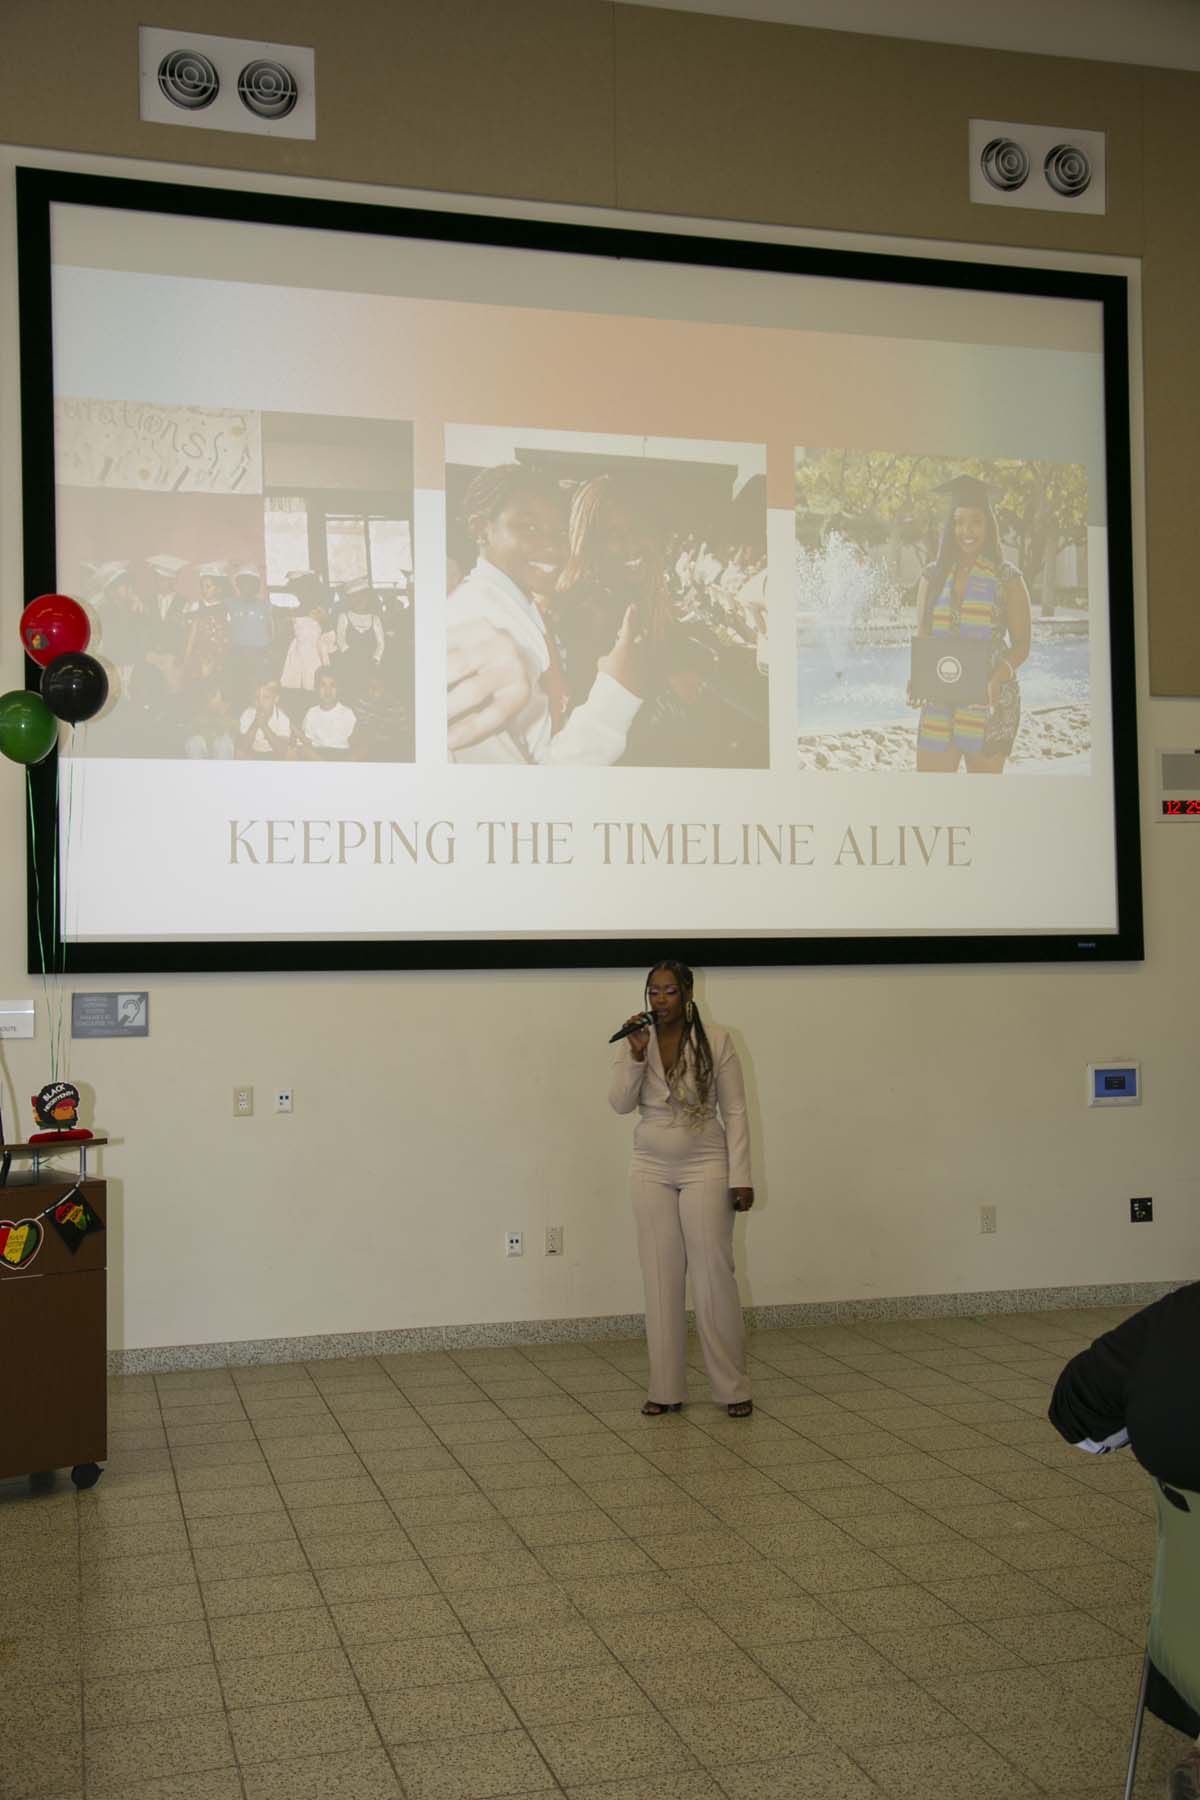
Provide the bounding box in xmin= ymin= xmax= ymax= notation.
xmin=1049 ymin=1282 xmax=1200 ymax=1796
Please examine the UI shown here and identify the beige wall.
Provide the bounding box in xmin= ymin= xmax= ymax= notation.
xmin=1 ymin=1 xmax=1198 ymax=1354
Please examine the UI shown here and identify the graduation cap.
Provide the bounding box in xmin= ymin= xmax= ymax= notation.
xmin=233 ymin=563 xmax=262 ymax=582
xmin=934 ymin=474 xmax=998 ymax=508
xmin=197 ymin=560 xmax=232 ymax=581
xmin=146 ymin=553 xmax=188 ymax=576
xmin=86 ymin=560 xmax=131 ymax=600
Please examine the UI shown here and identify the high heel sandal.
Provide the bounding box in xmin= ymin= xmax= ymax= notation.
xmin=640 ymin=1401 xmax=683 ymax=1415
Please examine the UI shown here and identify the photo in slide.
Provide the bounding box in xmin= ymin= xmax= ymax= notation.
xmin=795 ymin=449 xmax=1091 ymax=775
xmin=445 ymin=426 xmax=768 ymax=769
xmin=55 ymin=405 xmax=415 ymax=763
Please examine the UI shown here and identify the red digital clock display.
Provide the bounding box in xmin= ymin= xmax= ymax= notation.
xmin=1162 ymin=799 xmax=1200 ymax=815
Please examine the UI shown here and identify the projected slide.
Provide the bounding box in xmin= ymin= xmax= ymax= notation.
xmin=18 ymin=171 xmax=1137 ymax=965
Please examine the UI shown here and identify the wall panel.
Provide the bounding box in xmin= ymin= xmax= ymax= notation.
xmin=1142 ymin=67 xmax=1200 ymax=695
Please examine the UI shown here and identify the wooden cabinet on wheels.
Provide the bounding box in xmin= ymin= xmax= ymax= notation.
xmin=0 ymin=1163 xmax=107 ymax=1490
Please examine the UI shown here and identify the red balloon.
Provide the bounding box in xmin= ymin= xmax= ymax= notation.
xmin=20 ymin=593 xmax=91 ymax=667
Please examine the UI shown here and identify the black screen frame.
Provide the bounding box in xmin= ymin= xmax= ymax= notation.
xmin=16 ymin=165 xmax=1143 ymax=974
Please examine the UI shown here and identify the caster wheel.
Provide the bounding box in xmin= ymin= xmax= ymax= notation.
xmin=70 ymin=1462 xmax=102 ymax=1490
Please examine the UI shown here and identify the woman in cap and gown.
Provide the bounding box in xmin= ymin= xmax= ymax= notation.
xmin=908 ymin=474 xmax=1032 ymax=773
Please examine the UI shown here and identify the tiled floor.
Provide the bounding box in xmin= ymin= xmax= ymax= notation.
xmin=3 ymin=1306 xmax=1191 ymax=1800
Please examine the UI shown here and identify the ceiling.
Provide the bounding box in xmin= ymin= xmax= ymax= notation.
xmin=617 ymin=0 xmax=1200 ymax=72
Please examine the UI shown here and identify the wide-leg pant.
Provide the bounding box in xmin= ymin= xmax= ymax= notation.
xmin=631 ymin=1171 xmax=750 ymax=1405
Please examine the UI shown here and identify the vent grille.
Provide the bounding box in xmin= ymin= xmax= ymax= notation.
xmin=139 ymin=28 xmax=315 ymax=140
xmin=238 ymin=58 xmax=298 ymax=120
xmin=969 ymin=120 xmax=1106 ymax=215
xmin=157 ymin=49 xmax=219 ymax=111
xmin=980 ymin=137 xmax=1030 ymax=193
xmin=1044 ymin=143 xmax=1092 ymax=198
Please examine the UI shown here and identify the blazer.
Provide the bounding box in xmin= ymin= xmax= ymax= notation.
xmin=1048 ymin=1282 xmax=1200 ymax=1489
xmin=608 ymin=1020 xmax=752 ymax=1188
xmin=1048 ymin=1281 xmax=1200 ymax=1738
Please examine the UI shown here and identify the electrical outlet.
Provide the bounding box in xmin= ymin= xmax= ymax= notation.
xmin=1130 ymin=1197 xmax=1153 ymax=1223
xmin=545 ymin=1226 xmax=564 ymax=1256
xmin=275 ymin=1089 xmax=293 ymax=1114
xmin=233 ymin=1085 xmax=253 ymax=1117
xmin=505 ymin=1231 xmax=524 ymax=1257
xmin=980 ymin=1204 xmax=997 ymax=1235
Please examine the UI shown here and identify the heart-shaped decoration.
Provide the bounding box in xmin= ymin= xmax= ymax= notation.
xmin=0 ymin=1219 xmax=44 ymax=1270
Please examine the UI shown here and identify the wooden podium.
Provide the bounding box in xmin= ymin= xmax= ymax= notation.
xmin=0 ymin=1143 xmax=107 ymax=1488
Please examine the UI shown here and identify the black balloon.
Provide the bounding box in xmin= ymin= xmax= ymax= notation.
xmin=40 ymin=651 xmax=109 ymax=724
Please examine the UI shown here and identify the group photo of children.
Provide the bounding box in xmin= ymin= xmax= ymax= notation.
xmin=54 ymin=403 xmax=416 ymax=762
xmin=444 ymin=427 xmax=770 ymax=769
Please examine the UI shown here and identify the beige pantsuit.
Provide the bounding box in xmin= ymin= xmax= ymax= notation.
xmin=609 ymin=1023 xmax=751 ymax=1406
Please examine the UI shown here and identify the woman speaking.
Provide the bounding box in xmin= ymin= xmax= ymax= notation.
xmin=609 ymin=961 xmax=754 ymax=1417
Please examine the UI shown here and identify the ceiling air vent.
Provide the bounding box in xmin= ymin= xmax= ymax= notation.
xmin=979 ymin=138 xmax=1030 ymax=193
xmin=139 ymin=27 xmax=315 ymax=139
xmin=1044 ymin=143 xmax=1093 ymax=199
xmin=238 ymin=59 xmax=298 ymax=121
xmin=969 ymin=119 xmax=1106 ymax=215
xmin=157 ymin=49 xmax=219 ymax=111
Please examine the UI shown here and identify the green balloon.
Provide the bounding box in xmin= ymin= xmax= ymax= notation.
xmin=0 ymin=689 xmax=58 ymax=765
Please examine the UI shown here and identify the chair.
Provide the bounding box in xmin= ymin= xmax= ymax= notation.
xmin=1125 ymin=1480 xmax=1200 ymax=1800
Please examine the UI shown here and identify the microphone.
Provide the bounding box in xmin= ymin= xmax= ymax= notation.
xmin=609 ymin=1011 xmax=653 ymax=1044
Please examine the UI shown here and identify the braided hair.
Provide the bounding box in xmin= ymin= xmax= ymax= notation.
xmin=559 ymin=476 xmax=610 ymax=590
xmin=644 ymin=960 xmax=714 ymax=1110
xmin=920 ymin=491 xmax=1003 ymax=630
xmin=461 ymin=463 xmax=562 ymax=546
xmin=558 ymin=475 xmax=673 ymax=642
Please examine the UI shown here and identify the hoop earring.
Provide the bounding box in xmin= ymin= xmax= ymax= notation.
xmin=685 ymin=999 xmax=694 ymax=1023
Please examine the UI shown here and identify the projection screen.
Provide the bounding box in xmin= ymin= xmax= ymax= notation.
xmin=16 ymin=168 xmax=1141 ymax=972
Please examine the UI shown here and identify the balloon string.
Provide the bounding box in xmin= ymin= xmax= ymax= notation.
xmin=62 ymin=736 xmax=83 ymax=1070
xmin=26 ymin=769 xmax=56 ymax=1084
xmin=52 ymin=756 xmax=59 ymax=1080
xmin=63 ymin=728 xmax=78 ymax=974
xmin=55 ymin=748 xmax=72 ymax=1080
xmin=50 ymin=752 xmax=64 ymax=1083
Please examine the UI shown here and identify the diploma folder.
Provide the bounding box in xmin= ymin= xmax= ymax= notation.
xmin=909 ymin=636 xmax=991 ymax=707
